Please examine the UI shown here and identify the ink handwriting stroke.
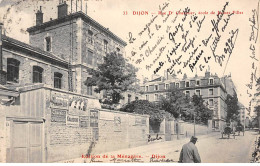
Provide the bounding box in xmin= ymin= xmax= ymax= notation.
xmin=126 ymin=1 xmax=241 ymax=78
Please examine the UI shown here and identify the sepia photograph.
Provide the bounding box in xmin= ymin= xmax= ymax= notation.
xmin=0 ymin=0 xmax=259 ymax=163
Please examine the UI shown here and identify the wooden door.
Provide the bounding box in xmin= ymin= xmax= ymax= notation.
xmin=11 ymin=121 xmax=28 ymax=163
xmin=10 ymin=121 xmax=42 ymax=163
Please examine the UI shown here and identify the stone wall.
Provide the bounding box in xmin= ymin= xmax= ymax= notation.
xmin=46 ymin=108 xmax=149 ymax=162
xmin=44 ymin=89 xmax=149 ymax=162
xmin=93 ymin=109 xmax=149 ymax=153
xmin=175 ymin=121 xmax=211 ymax=139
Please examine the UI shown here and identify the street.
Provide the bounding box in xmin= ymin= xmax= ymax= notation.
xmin=197 ymin=131 xmax=257 ymax=163
xmin=71 ymin=131 xmax=259 ymax=163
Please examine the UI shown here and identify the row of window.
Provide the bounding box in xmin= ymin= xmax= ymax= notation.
xmin=145 ymin=94 xmax=215 ymax=106
xmin=184 ymin=89 xmax=214 ymax=96
xmin=145 ymin=79 xmax=215 ymax=92
xmin=7 ymin=58 xmax=62 ymax=89
xmin=88 ymin=30 xmax=120 ymax=53
xmin=44 ymin=31 xmax=121 ymax=55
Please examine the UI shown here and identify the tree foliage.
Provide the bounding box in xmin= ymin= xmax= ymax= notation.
xmin=120 ymin=100 xmax=174 ymax=133
xmin=225 ymin=92 xmax=240 ymax=122
xmin=159 ymin=88 xmax=192 ymax=119
xmin=159 ymin=88 xmax=213 ymax=125
xmin=120 ymin=100 xmax=172 ymax=122
xmin=85 ymin=52 xmax=138 ymax=104
xmin=192 ymin=94 xmax=213 ymax=125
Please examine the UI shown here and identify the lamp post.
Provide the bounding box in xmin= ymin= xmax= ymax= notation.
xmin=192 ymin=108 xmax=196 ymax=137
xmin=190 ymin=100 xmax=196 ymax=137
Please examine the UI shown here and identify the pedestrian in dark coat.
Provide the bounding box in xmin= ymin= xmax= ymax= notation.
xmin=179 ymin=136 xmax=201 ymax=163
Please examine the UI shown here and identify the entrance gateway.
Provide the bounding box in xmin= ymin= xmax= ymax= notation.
xmin=6 ymin=119 xmax=43 ymax=163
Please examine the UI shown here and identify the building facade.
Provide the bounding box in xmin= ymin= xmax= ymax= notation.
xmin=140 ymin=71 xmax=228 ymax=130
xmin=26 ymin=2 xmax=126 ymax=95
xmin=238 ymin=102 xmax=246 ymax=127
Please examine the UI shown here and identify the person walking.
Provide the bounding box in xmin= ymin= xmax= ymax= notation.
xmin=179 ymin=136 xmax=201 ymax=163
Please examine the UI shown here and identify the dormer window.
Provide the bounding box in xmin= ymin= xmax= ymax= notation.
xmin=209 ymin=78 xmax=214 ymax=85
xmin=116 ymin=47 xmax=120 ymax=52
xmin=196 ymin=80 xmax=200 ymax=86
xmin=176 ymin=83 xmax=179 ymax=88
xmin=155 ymin=85 xmax=158 ymax=91
xmin=45 ymin=36 xmax=51 ymax=52
xmin=186 ymin=81 xmax=190 ymax=87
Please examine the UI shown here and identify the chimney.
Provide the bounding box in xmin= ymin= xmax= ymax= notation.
xmin=205 ymin=71 xmax=210 ymax=78
xmin=183 ymin=73 xmax=187 ymax=79
xmin=36 ymin=6 xmax=43 ymax=26
xmin=164 ymin=70 xmax=168 ymax=80
xmin=58 ymin=1 xmax=68 ymax=18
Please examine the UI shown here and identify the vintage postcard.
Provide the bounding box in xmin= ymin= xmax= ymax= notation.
xmin=0 ymin=0 xmax=259 ymax=164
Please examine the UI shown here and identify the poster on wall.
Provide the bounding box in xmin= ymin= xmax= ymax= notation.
xmin=114 ymin=116 xmax=122 ymax=131
xmin=50 ymin=91 xmax=69 ymax=109
xmin=90 ymin=109 xmax=99 ymax=127
xmin=0 ymin=0 xmax=259 ymax=164
xmin=135 ymin=116 xmax=147 ymax=126
xmin=51 ymin=109 xmax=66 ymax=125
xmin=66 ymin=114 xmax=79 ymax=127
xmin=69 ymin=95 xmax=88 ymax=112
xmin=79 ymin=116 xmax=89 ymax=128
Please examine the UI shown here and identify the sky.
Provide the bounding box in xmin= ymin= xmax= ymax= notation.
xmin=0 ymin=0 xmax=259 ymax=114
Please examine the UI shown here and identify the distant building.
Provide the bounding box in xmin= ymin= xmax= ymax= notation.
xmin=238 ymin=102 xmax=246 ymax=127
xmin=140 ymin=71 xmax=228 ymax=130
xmin=245 ymin=117 xmax=250 ymax=128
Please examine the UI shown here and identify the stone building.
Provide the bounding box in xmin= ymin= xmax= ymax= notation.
xmin=140 ymin=71 xmax=228 ymax=130
xmin=27 ymin=2 xmax=126 ymax=95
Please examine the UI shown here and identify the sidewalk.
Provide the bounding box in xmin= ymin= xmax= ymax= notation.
xmin=58 ymin=131 xmax=220 ymax=163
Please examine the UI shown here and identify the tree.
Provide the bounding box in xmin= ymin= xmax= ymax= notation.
xmin=159 ymin=88 xmax=212 ymax=125
xmin=225 ymin=92 xmax=240 ymax=123
xmin=254 ymin=77 xmax=260 ymax=133
xmin=159 ymin=88 xmax=192 ymax=119
xmin=192 ymin=94 xmax=213 ymax=125
xmin=120 ymin=100 xmax=173 ymax=133
xmin=254 ymin=105 xmax=260 ymax=133
xmin=85 ymin=52 xmax=138 ymax=104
